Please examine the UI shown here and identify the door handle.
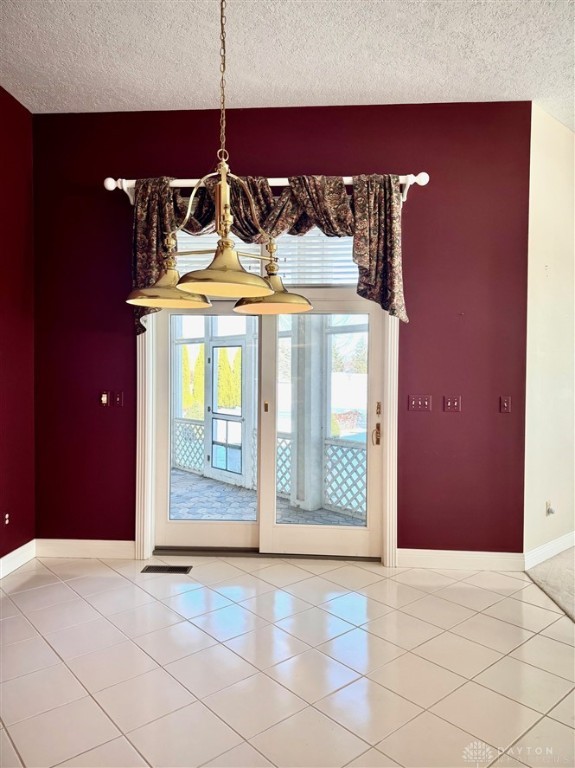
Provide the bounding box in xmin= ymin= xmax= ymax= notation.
xmin=372 ymin=423 xmax=381 ymax=446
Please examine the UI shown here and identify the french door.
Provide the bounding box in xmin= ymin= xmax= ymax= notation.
xmin=154 ymin=290 xmax=384 ymax=557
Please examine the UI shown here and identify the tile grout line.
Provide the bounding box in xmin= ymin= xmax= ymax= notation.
xmin=304 ymin=580 xmax=573 ymax=761
xmin=1 ymin=721 xmax=27 ymax=768
xmin=407 ymin=605 xmax=574 ymax=763
xmin=2 ymin=557 xmax=572 ymax=768
xmin=31 ymin=556 xmax=305 ymax=766
xmin=5 ymin=559 xmax=381 ymax=766
xmin=4 ymin=560 xmax=156 ymax=767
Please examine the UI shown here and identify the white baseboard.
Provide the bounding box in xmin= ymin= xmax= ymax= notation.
xmin=35 ymin=539 xmax=136 ymax=559
xmin=5 ymin=538 xmax=567 ymax=576
xmin=0 ymin=540 xmax=37 ymax=578
xmin=524 ymin=531 xmax=575 ymax=570
xmin=397 ymin=548 xmax=525 ymax=571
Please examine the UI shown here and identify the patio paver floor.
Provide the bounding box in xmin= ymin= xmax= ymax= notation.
xmin=170 ymin=469 xmax=365 ymax=526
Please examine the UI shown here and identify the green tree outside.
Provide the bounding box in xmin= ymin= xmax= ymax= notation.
xmin=231 ymin=349 xmax=242 ymax=409
xmin=217 ymin=347 xmax=234 ymax=409
xmin=190 ymin=344 xmax=205 ymax=419
xmin=181 ymin=345 xmax=193 ymax=417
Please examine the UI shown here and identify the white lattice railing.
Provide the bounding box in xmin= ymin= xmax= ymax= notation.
xmin=172 ymin=422 xmax=366 ymax=516
xmin=323 ymin=439 xmax=367 ymax=516
xmin=172 ymin=419 xmax=204 ymax=473
xmin=276 ymin=434 xmax=292 ymax=498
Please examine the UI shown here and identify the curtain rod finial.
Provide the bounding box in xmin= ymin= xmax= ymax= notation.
xmin=415 ymin=172 xmax=430 ymax=186
xmin=104 ymin=177 xmax=118 ymax=191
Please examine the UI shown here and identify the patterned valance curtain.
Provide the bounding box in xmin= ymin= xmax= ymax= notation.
xmin=132 ymin=174 xmax=407 ymax=333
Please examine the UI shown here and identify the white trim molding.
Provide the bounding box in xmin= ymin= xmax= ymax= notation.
xmin=398 ymin=548 xmax=525 ymax=571
xmin=0 ymin=540 xmax=36 ymax=578
xmin=35 ymin=539 xmax=135 ymax=559
xmin=135 ymin=320 xmax=157 ymax=560
xmin=524 ymin=531 xmax=575 ymax=570
xmin=382 ymin=315 xmax=399 ymax=567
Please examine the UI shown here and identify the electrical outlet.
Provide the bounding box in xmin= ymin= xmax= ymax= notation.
xmin=408 ymin=395 xmax=432 ymax=411
xmin=4 ymin=513 xmax=9 ymax=525
xmin=113 ymin=391 xmax=124 ymax=407
xmin=546 ymin=501 xmax=555 ymax=516
xmin=500 ymin=396 xmax=512 ymax=413
xmin=444 ymin=395 xmax=462 ymax=412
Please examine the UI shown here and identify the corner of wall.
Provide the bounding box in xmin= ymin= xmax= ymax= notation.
xmin=524 ymin=104 xmax=575 ymax=554
xmin=0 ymin=86 xmax=36 ymax=559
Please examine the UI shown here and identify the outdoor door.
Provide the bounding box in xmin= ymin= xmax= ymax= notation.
xmin=153 ymin=291 xmax=384 ymax=556
xmin=204 ymin=339 xmax=250 ymax=487
xmin=258 ymin=291 xmax=384 ymax=557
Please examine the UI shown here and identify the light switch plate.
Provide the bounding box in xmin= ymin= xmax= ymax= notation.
xmin=444 ymin=395 xmax=462 ymax=412
xmin=408 ymin=395 xmax=432 ymax=411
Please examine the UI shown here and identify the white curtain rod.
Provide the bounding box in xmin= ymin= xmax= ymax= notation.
xmin=103 ymin=172 xmax=430 ymax=204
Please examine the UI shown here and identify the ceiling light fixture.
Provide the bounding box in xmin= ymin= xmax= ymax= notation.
xmin=233 ymin=241 xmax=312 ymax=315
xmin=126 ymin=234 xmax=211 ymax=309
xmin=126 ymin=0 xmax=312 ymax=315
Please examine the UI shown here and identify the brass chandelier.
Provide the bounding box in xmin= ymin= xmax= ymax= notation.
xmin=127 ymin=0 xmax=311 ymax=315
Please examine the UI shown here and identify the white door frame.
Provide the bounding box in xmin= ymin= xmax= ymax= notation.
xmin=134 ymin=307 xmax=399 ymax=564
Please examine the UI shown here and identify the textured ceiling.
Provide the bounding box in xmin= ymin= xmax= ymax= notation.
xmin=0 ymin=0 xmax=573 ymax=128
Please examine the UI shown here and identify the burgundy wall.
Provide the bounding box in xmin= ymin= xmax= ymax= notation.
xmin=33 ymin=102 xmax=530 ymax=551
xmin=0 ymin=87 xmax=35 ymax=558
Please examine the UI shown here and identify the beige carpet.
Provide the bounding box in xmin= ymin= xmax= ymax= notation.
xmin=528 ymin=546 xmax=575 ymax=620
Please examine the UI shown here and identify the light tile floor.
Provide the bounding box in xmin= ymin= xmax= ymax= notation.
xmin=0 ymin=556 xmax=573 ymax=768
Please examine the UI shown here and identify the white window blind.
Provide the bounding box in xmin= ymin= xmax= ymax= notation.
xmin=177 ymin=228 xmax=357 ymax=287
xmin=276 ymin=231 xmax=357 ymax=287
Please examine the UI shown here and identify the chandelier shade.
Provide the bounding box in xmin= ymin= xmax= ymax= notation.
xmin=177 ymin=240 xmax=274 ymax=299
xmin=126 ymin=266 xmax=211 ymax=309
xmin=233 ymin=273 xmax=312 ymax=315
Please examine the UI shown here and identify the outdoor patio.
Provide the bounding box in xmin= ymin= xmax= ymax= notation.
xmin=170 ymin=469 xmax=365 ymax=526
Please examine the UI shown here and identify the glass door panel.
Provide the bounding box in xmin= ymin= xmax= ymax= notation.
xmin=206 ymin=343 xmax=246 ymax=486
xmin=211 ymin=418 xmax=242 ymax=473
xmin=163 ymin=313 xmax=259 ymax=543
xmin=213 ymin=346 xmax=242 ymax=416
xmin=259 ymin=299 xmax=383 ymax=558
xmin=274 ymin=314 xmax=368 ymax=527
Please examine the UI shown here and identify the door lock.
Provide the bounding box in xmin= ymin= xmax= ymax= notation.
xmin=372 ymin=422 xmax=381 ymax=446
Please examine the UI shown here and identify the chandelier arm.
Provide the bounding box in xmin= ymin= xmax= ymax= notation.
xmin=228 ymin=172 xmax=271 ymax=243
xmin=175 ymin=248 xmax=271 ymax=262
xmin=174 ymin=249 xmax=223 ymax=256
xmin=169 ymin=171 xmax=220 ymax=245
xmin=236 ymin=251 xmax=272 ymax=261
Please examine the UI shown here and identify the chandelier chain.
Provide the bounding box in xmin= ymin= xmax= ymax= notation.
xmin=217 ymin=0 xmax=229 ymax=162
